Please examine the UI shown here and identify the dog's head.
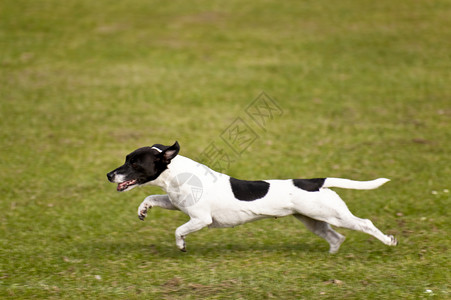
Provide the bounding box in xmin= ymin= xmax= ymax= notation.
xmin=107 ymin=141 xmax=180 ymax=192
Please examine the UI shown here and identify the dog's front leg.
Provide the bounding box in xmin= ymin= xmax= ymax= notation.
xmin=138 ymin=194 xmax=178 ymax=221
xmin=175 ymin=218 xmax=211 ymax=252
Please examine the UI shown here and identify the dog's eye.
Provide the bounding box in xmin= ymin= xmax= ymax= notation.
xmin=132 ymin=163 xmax=139 ymax=169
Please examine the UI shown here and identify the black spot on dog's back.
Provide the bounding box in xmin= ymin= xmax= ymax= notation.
xmin=292 ymin=178 xmax=326 ymax=192
xmin=230 ymin=177 xmax=270 ymax=201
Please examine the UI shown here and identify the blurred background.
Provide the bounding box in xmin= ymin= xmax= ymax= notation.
xmin=1 ymin=0 xmax=449 ymax=298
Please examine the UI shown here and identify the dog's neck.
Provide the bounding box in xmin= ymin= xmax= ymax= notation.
xmin=150 ymin=155 xmax=199 ymax=190
xmin=150 ymin=155 xmax=225 ymax=192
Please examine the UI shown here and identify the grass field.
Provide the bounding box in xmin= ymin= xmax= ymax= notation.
xmin=1 ymin=0 xmax=450 ymax=298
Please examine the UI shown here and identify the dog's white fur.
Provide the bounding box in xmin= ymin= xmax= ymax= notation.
xmin=137 ymin=155 xmax=397 ymax=253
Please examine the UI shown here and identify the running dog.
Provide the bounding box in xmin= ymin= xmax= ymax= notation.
xmin=107 ymin=141 xmax=397 ymax=253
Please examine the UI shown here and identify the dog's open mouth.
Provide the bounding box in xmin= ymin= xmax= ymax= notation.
xmin=117 ymin=179 xmax=138 ymax=192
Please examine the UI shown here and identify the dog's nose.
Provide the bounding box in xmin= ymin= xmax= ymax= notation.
xmin=107 ymin=172 xmax=114 ymax=182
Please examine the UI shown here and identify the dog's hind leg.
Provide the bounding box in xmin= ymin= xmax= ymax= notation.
xmin=329 ymin=215 xmax=398 ymax=246
xmin=296 ymin=190 xmax=397 ymax=247
xmin=294 ymin=214 xmax=346 ymax=253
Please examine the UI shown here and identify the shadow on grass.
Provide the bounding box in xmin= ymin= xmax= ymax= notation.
xmin=75 ymin=239 xmax=327 ymax=260
xmin=73 ymin=235 xmax=401 ymax=264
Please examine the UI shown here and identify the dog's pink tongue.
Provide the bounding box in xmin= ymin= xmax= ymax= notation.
xmin=117 ymin=180 xmax=137 ymax=191
xmin=117 ymin=182 xmax=126 ymax=191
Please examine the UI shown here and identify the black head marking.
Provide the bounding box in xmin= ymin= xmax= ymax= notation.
xmin=119 ymin=147 xmax=168 ymax=184
xmin=107 ymin=141 xmax=180 ymax=191
xmin=229 ymin=177 xmax=270 ymax=201
xmin=292 ymin=178 xmax=326 ymax=192
xmin=150 ymin=141 xmax=180 ymax=163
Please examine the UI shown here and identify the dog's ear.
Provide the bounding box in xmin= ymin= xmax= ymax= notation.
xmin=162 ymin=141 xmax=180 ymax=163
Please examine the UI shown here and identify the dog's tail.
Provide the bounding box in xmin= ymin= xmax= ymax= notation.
xmin=323 ymin=178 xmax=390 ymax=190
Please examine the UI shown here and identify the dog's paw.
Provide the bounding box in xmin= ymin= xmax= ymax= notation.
xmin=329 ymin=235 xmax=346 ymax=254
xmin=176 ymin=237 xmax=186 ymax=252
xmin=388 ymin=235 xmax=398 ymax=246
xmin=138 ymin=205 xmax=150 ymax=221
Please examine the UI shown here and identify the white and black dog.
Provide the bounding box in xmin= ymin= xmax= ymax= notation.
xmin=107 ymin=141 xmax=397 ymax=253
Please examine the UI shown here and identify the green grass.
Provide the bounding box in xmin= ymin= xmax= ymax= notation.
xmin=1 ymin=0 xmax=450 ymax=298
